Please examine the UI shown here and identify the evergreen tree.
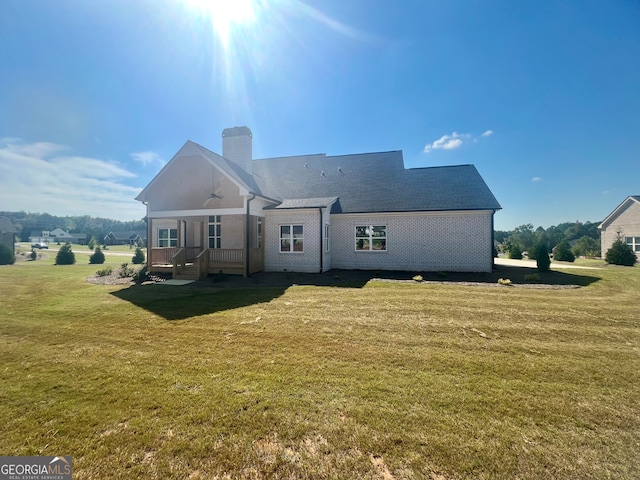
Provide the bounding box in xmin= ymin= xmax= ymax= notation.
xmin=508 ymin=243 xmax=523 ymax=260
xmin=605 ymin=235 xmax=637 ymax=266
xmin=89 ymin=246 xmax=105 ymax=264
xmin=554 ymin=240 xmax=575 ymax=262
xmin=0 ymin=243 xmax=15 ymax=265
xmin=536 ymin=243 xmax=551 ymax=272
xmin=55 ymin=242 xmax=76 ymax=265
xmin=132 ymin=247 xmax=145 ymax=264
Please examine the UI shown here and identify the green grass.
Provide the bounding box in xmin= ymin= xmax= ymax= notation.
xmin=0 ymin=260 xmax=638 ymax=479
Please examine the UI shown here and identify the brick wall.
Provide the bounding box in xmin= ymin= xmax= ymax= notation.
xmin=601 ymin=201 xmax=640 ymax=257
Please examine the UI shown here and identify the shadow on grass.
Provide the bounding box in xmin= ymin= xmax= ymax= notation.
xmin=110 ymin=266 xmax=600 ymax=321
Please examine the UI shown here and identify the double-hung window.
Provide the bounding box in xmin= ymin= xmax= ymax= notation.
xmin=280 ymin=225 xmax=303 ymax=252
xmin=209 ymin=215 xmax=221 ymax=248
xmin=355 ymin=225 xmax=387 ymax=251
xmin=625 ymin=236 xmax=640 ymax=253
xmin=158 ymin=228 xmax=178 ymax=247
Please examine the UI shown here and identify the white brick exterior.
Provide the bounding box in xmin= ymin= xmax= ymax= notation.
xmin=264 ymin=209 xmax=323 ymax=273
xmin=331 ymin=210 xmax=494 ymax=272
xmin=600 ymin=199 xmax=640 ymax=257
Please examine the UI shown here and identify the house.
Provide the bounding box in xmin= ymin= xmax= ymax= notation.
xmin=599 ymin=195 xmax=640 ymax=258
xmin=136 ymin=127 xmax=501 ymax=279
xmin=28 ymin=231 xmax=51 ymax=244
xmin=104 ymin=231 xmax=146 ymax=246
xmin=0 ymin=216 xmax=18 ymax=254
xmin=29 ymin=229 xmax=86 ymax=245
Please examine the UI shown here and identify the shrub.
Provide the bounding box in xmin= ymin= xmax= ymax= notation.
xmin=536 ymin=243 xmax=550 ymax=272
xmin=0 ymin=243 xmax=15 ymax=265
xmin=605 ymin=237 xmax=637 ymax=266
xmin=55 ymin=242 xmax=76 ymax=265
xmin=89 ymin=246 xmax=106 ymax=264
xmin=412 ymin=275 xmax=423 ymax=282
xmin=96 ymin=267 xmax=113 ymax=277
xmin=119 ymin=262 xmax=136 ymax=278
xmin=30 ymin=249 xmax=37 ymax=261
xmin=572 ymin=236 xmax=600 ymax=258
xmin=497 ymin=278 xmax=512 ymax=286
xmin=508 ymin=244 xmax=523 ymax=260
xmin=132 ymin=247 xmax=145 ymax=264
xmin=553 ymin=241 xmax=575 ymax=262
xmin=133 ymin=265 xmax=148 ymax=283
xmin=88 ymin=237 xmax=97 ymax=251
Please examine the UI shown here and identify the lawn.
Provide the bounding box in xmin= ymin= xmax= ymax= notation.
xmin=0 ymin=257 xmax=638 ymax=479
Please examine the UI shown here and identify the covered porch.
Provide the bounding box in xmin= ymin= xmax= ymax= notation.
xmin=147 ymin=214 xmax=264 ymax=280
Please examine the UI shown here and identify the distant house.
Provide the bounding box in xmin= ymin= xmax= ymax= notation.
xmin=136 ymin=127 xmax=501 ymax=279
xmin=29 ymin=229 xmax=86 ymax=245
xmin=104 ymin=231 xmax=145 ymax=246
xmin=0 ymin=216 xmax=18 ymax=254
xmin=599 ymin=195 xmax=640 ymax=258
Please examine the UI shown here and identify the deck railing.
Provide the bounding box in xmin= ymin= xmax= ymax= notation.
xmin=208 ymin=248 xmax=244 ymax=267
xmin=171 ymin=248 xmax=186 ymax=278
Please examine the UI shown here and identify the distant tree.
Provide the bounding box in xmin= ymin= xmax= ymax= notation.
xmin=55 ymin=242 xmax=76 ymax=265
xmin=30 ymin=249 xmax=37 ymax=261
xmin=554 ymin=240 xmax=575 ymax=262
xmin=89 ymin=246 xmax=105 ymax=264
xmin=572 ymin=236 xmax=600 ymax=258
xmin=605 ymin=233 xmax=637 ymax=266
xmin=88 ymin=236 xmax=97 ymax=251
xmin=536 ymin=243 xmax=551 ymax=272
xmin=132 ymin=247 xmax=145 ymax=264
xmin=0 ymin=243 xmax=15 ymax=265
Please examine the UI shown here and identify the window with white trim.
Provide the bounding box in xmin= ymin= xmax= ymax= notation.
xmin=208 ymin=215 xmax=221 ymax=248
xmin=355 ymin=225 xmax=387 ymax=251
xmin=324 ymin=224 xmax=330 ymax=252
xmin=625 ymin=236 xmax=640 ymax=253
xmin=280 ymin=225 xmax=303 ymax=252
xmin=158 ymin=228 xmax=178 ymax=247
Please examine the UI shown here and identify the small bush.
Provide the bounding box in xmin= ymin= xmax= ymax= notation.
xmin=605 ymin=237 xmax=637 ymax=266
xmin=508 ymin=244 xmax=523 ymax=260
xmin=554 ymin=241 xmax=575 ymax=262
xmin=0 ymin=243 xmax=15 ymax=265
xmin=55 ymin=242 xmax=76 ymax=265
xmin=96 ymin=267 xmax=113 ymax=277
xmin=536 ymin=244 xmax=551 ymax=272
xmin=412 ymin=275 xmax=424 ymax=282
xmin=88 ymin=237 xmax=97 ymax=251
xmin=133 ymin=265 xmax=148 ymax=283
xmin=119 ymin=262 xmax=136 ymax=278
xmin=132 ymin=247 xmax=145 ymax=264
xmin=89 ymin=246 xmax=106 ymax=264
xmin=497 ymin=278 xmax=512 ymax=286
xmin=30 ymin=249 xmax=37 ymax=261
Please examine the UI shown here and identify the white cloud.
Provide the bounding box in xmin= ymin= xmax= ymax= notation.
xmin=532 ymin=177 xmax=542 ymax=182
xmin=131 ymin=151 xmax=165 ymax=167
xmin=424 ymin=132 xmax=467 ymax=153
xmin=0 ymin=139 xmax=146 ymax=220
xmin=482 ymin=129 xmax=494 ymax=137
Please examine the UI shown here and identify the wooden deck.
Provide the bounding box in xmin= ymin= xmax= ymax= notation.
xmin=149 ymin=247 xmax=263 ymax=278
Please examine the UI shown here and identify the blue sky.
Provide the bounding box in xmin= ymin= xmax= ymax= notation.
xmin=1 ymin=0 xmax=639 ymax=231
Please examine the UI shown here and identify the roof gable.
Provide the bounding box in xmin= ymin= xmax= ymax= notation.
xmin=599 ymin=195 xmax=640 ymax=229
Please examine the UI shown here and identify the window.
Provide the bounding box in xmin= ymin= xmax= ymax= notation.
xmin=324 ymin=224 xmax=330 ymax=252
xmin=355 ymin=225 xmax=386 ymax=251
xmin=208 ymin=215 xmax=221 ymax=249
xmin=257 ymin=218 xmax=262 ymax=248
xmin=280 ymin=225 xmax=303 ymax=252
xmin=625 ymin=236 xmax=640 ymax=253
xmin=158 ymin=228 xmax=178 ymax=247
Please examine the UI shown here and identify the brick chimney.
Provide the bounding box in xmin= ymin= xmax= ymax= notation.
xmin=222 ymin=126 xmax=252 ymax=173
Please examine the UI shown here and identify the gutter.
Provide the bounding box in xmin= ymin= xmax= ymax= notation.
xmin=245 ymin=193 xmax=256 ymax=277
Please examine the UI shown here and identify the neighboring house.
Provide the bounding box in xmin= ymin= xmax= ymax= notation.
xmin=28 ymin=231 xmax=51 ymax=244
xmin=29 ymin=229 xmax=86 ymax=244
xmin=599 ymin=195 xmax=640 ymax=258
xmin=136 ymin=127 xmax=501 ymax=279
xmin=0 ymin=216 xmax=18 ymax=255
xmin=104 ymin=231 xmax=145 ymax=246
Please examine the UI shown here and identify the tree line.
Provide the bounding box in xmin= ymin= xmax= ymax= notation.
xmin=0 ymin=211 xmax=146 ymax=243
xmin=495 ymin=221 xmax=601 ymax=259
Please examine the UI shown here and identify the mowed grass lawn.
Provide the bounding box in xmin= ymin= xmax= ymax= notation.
xmin=0 ymin=255 xmax=638 ymax=479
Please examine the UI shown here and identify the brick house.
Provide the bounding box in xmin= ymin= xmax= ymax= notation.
xmin=599 ymin=195 xmax=640 ymax=258
xmin=136 ymin=127 xmax=501 ymax=279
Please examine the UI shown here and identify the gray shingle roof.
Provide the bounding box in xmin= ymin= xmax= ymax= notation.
xmin=0 ymin=216 xmax=17 ymax=233
xmin=251 ymin=151 xmax=501 ymax=213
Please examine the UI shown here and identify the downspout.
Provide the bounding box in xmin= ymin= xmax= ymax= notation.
xmin=318 ymin=207 xmax=323 ymax=273
xmin=245 ymin=193 xmax=256 ymax=277
xmin=491 ymin=210 xmax=496 ymax=271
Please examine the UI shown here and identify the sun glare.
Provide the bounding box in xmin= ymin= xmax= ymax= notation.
xmin=184 ymin=0 xmax=256 ymax=45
